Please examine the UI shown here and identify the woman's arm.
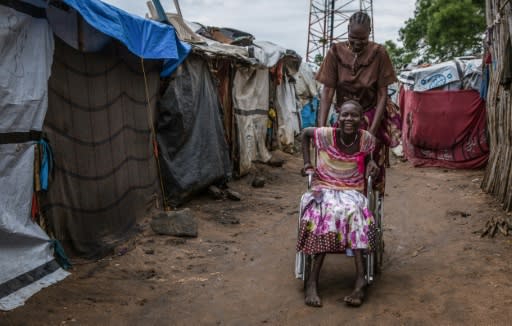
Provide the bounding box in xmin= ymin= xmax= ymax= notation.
xmin=318 ymin=86 xmax=335 ymax=127
xmin=369 ymin=85 xmax=387 ymax=136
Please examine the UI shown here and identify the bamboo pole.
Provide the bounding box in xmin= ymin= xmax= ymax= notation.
xmin=482 ymin=0 xmax=512 ymax=212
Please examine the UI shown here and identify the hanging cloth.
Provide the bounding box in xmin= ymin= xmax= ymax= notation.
xmin=38 ymin=139 xmax=54 ymax=191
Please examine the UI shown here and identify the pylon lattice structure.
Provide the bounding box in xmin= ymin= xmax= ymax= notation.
xmin=306 ymin=0 xmax=374 ymax=64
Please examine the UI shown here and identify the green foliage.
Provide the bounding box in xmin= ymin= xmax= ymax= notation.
xmin=314 ymin=54 xmax=324 ymax=66
xmin=383 ymin=40 xmax=410 ymax=70
xmin=398 ymin=0 xmax=485 ymax=62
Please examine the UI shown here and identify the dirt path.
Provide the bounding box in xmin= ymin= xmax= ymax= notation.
xmin=3 ymin=153 xmax=512 ymax=325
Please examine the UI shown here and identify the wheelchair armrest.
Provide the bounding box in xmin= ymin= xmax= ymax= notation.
xmin=307 ymin=172 xmax=313 ymax=190
xmin=366 ymin=175 xmax=373 ymax=198
xmin=366 ymin=175 xmax=378 ymax=213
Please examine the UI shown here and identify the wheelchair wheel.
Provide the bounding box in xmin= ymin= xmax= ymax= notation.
xmin=374 ymin=196 xmax=384 ymax=274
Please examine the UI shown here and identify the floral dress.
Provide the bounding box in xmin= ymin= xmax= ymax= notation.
xmin=296 ymin=128 xmax=376 ymax=254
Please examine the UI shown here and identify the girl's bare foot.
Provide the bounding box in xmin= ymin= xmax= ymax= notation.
xmin=305 ymin=281 xmax=322 ymax=307
xmin=343 ymin=277 xmax=366 ymax=307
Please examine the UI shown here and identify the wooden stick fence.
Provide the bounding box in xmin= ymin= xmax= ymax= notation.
xmin=482 ymin=0 xmax=512 ymax=212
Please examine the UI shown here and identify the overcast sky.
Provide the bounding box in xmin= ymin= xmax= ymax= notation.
xmin=103 ymin=0 xmax=416 ymax=57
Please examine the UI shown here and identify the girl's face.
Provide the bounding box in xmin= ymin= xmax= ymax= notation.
xmin=338 ymin=103 xmax=362 ymax=134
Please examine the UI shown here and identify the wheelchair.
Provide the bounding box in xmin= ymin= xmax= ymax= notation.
xmin=294 ymin=173 xmax=384 ymax=288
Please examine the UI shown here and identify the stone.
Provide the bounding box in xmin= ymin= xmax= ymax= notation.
xmin=150 ymin=208 xmax=198 ymax=237
xmin=208 ymin=185 xmax=224 ymax=199
xmin=165 ymin=238 xmax=187 ymax=245
xmin=267 ymin=156 xmax=285 ymax=167
xmin=252 ymin=176 xmax=265 ymax=188
xmin=225 ymin=189 xmax=241 ymax=201
xmin=216 ymin=216 xmax=240 ymax=225
xmin=446 ymin=209 xmax=471 ymax=218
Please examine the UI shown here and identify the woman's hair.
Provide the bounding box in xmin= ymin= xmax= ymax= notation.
xmin=340 ymin=100 xmax=363 ymax=114
xmin=348 ymin=11 xmax=371 ymax=32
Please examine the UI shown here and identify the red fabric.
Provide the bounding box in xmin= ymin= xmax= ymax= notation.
xmin=356 ymin=153 xmax=365 ymax=175
xmin=484 ymin=50 xmax=492 ymax=64
xmin=400 ymin=89 xmax=489 ymax=169
xmin=31 ymin=192 xmax=38 ymax=221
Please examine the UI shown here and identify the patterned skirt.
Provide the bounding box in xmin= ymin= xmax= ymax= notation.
xmin=296 ymin=188 xmax=375 ymax=255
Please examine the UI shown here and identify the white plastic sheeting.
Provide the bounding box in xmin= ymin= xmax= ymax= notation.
xmin=233 ymin=67 xmax=272 ymax=175
xmin=398 ymin=59 xmax=483 ymax=93
xmin=398 ymin=61 xmax=462 ymax=92
xmin=0 ymin=143 xmax=69 ymax=311
xmin=182 ymin=21 xmax=300 ymax=69
xmin=460 ymin=58 xmax=483 ymax=91
xmin=0 ymin=6 xmax=54 ymax=133
xmin=293 ymin=61 xmax=319 ymax=104
xmin=252 ymin=40 xmax=291 ymax=68
xmin=195 ymin=37 xmax=257 ymax=64
xmin=181 ymin=20 xmax=258 ymax=65
xmin=0 ymin=7 xmax=68 ymax=311
xmin=275 ymin=77 xmax=300 ymax=150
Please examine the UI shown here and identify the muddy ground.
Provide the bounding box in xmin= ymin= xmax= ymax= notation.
xmin=3 ymin=152 xmax=512 ymax=326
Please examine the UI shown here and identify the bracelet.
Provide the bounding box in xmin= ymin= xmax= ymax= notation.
xmin=304 ymin=162 xmax=313 ymax=168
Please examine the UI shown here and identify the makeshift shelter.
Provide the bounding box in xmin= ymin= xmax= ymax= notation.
xmin=0 ymin=0 xmax=190 ymax=310
xmin=157 ymin=54 xmax=232 ymax=207
xmin=160 ymin=14 xmax=309 ymax=177
xmin=0 ymin=4 xmax=68 ymax=311
xmin=255 ymin=40 xmax=302 ymax=154
xmin=295 ymin=61 xmax=320 ymax=128
xmin=43 ymin=40 xmax=163 ymax=256
xmin=42 ymin=0 xmax=189 ymax=256
xmin=232 ymin=44 xmax=303 ymax=174
xmin=232 ymin=66 xmax=273 ymax=174
xmin=398 ymin=59 xmax=489 ymax=168
xmin=482 ymin=0 xmax=512 ymax=211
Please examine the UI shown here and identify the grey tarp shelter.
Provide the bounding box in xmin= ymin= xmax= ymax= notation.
xmin=0 ymin=0 xmax=190 ymax=310
xmin=0 ymin=3 xmax=69 ymax=311
xmin=157 ymin=54 xmax=232 ymax=207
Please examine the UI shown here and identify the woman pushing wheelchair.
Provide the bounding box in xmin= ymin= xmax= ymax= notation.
xmin=297 ymin=100 xmax=379 ymax=307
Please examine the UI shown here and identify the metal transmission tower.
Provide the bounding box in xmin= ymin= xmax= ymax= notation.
xmin=306 ymin=0 xmax=374 ymax=64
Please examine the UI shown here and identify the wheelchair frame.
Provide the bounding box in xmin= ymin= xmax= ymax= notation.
xmin=295 ymin=174 xmax=384 ymax=286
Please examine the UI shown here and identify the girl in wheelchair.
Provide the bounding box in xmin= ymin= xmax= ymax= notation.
xmin=297 ymin=100 xmax=379 ymax=307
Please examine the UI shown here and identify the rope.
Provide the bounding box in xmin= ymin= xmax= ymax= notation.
xmin=140 ymin=58 xmax=170 ymax=210
xmin=500 ymin=0 xmax=511 ymax=13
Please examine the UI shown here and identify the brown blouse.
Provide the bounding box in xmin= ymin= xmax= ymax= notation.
xmin=316 ymin=41 xmax=397 ymax=110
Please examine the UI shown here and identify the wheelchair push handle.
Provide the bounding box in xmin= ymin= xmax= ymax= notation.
xmin=303 ymin=163 xmax=315 ymax=190
xmin=302 ymin=170 xmax=314 ymax=189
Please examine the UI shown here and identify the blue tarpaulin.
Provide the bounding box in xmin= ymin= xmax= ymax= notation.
xmin=62 ymin=0 xmax=191 ymax=76
xmin=301 ymin=97 xmax=319 ymax=128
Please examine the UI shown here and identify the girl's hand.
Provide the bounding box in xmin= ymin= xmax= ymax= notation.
xmin=301 ymin=163 xmax=315 ymax=176
xmin=366 ymin=160 xmax=379 ymax=179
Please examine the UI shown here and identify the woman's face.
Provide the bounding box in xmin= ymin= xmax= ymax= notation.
xmin=338 ymin=103 xmax=362 ymax=134
xmin=348 ymin=23 xmax=370 ymax=53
